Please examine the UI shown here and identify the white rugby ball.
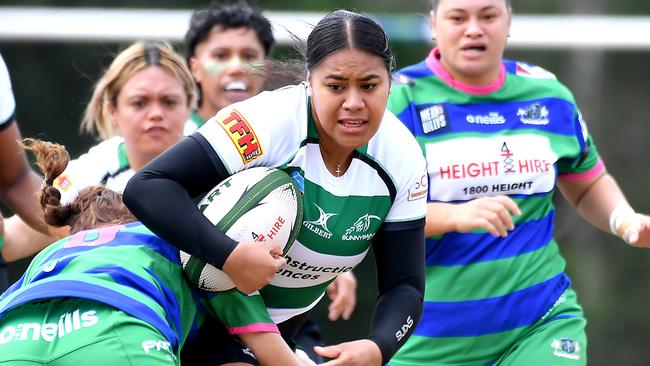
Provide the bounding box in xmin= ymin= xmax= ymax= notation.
xmin=180 ymin=167 xmax=303 ymax=292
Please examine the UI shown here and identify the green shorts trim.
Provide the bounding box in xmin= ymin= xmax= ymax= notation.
xmin=0 ymin=297 xmax=179 ymax=366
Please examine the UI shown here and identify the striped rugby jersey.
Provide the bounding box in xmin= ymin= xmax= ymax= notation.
xmin=195 ymin=83 xmax=427 ymax=333
xmin=0 ymin=223 xmax=198 ymax=352
xmin=386 ymin=49 xmax=601 ymax=365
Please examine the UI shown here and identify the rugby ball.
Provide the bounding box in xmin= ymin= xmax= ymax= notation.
xmin=180 ymin=167 xmax=303 ymax=292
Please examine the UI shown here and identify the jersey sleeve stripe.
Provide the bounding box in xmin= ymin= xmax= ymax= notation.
xmin=380 ymin=218 xmax=425 ymax=232
xmin=227 ymin=322 xmax=279 ymax=335
xmin=558 ymin=158 xmax=604 ymax=181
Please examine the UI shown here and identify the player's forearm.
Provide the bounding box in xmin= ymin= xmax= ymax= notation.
xmin=1 ymin=169 xmax=48 ymax=233
xmin=562 ymin=173 xmax=629 ymax=234
xmin=370 ymin=221 xmax=425 ymax=363
xmin=1 ymin=215 xmax=57 ymax=262
xmin=239 ymin=332 xmax=301 ymax=366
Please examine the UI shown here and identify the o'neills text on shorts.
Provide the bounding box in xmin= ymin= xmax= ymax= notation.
xmin=0 ymin=309 xmax=99 ymax=344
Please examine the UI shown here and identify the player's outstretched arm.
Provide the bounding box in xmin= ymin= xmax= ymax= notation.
xmin=558 ymin=171 xmax=650 ymax=247
xmin=0 ymin=123 xmax=48 ymax=233
xmin=1 ymin=215 xmax=61 ymax=261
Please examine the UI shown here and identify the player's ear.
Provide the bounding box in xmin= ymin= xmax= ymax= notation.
xmin=306 ymin=72 xmax=312 ymax=97
xmin=189 ymin=56 xmax=202 ymax=82
xmin=430 ymin=10 xmax=437 ymax=41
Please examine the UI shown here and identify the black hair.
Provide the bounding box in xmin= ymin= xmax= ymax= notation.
xmin=184 ymin=0 xmax=275 ymax=64
xmin=306 ymin=10 xmax=394 ymax=75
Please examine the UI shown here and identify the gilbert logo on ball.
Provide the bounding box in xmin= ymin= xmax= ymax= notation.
xmin=180 ymin=167 xmax=303 ymax=292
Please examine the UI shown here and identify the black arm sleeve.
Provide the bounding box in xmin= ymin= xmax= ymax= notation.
xmin=123 ymin=134 xmax=237 ymax=269
xmin=367 ymin=218 xmax=426 ymax=364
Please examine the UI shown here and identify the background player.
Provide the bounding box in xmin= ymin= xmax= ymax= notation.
xmin=2 ymin=41 xmax=195 ymax=266
xmin=387 ymin=0 xmax=650 ymax=365
xmin=0 ymin=138 xmax=303 ymax=365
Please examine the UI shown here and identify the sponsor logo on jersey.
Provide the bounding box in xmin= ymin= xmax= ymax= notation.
xmin=425 ymin=135 xmax=557 ymax=200
xmin=241 ymin=347 xmax=256 ymax=359
xmin=54 ymin=174 xmax=72 ymax=192
xmin=217 ymin=109 xmax=263 ymax=164
xmin=551 ymin=337 xmax=581 ymax=360
xmin=408 ymin=173 xmax=428 ymax=201
xmin=280 ymin=255 xmax=354 ymax=280
xmin=142 ymin=339 xmax=177 ymax=361
xmin=303 ymin=203 xmax=337 ymax=239
xmin=542 ymin=294 xmax=566 ymax=320
xmin=466 ymin=112 xmax=506 ymax=125
xmin=500 ymin=142 xmax=516 ymax=174
xmin=0 ymin=309 xmax=98 ymax=344
xmin=438 ymin=142 xmax=551 ymax=180
xmin=418 ymin=104 xmax=447 ymax=134
xmin=342 ymin=214 xmax=381 ymax=241
xmin=515 ymin=62 xmax=557 ymax=80
xmin=142 ymin=339 xmax=171 ymax=353
xmin=517 ymin=103 xmax=549 ymax=125
xmin=577 ymin=110 xmax=589 ymax=142
xmin=395 ymin=315 xmax=414 ymax=342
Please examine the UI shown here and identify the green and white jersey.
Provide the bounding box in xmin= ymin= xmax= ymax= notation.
xmin=0 ymin=54 xmax=16 ymax=128
xmin=54 ymin=136 xmax=132 ymax=204
xmin=184 ymin=111 xmax=206 ymax=136
xmin=196 ymin=83 xmax=427 ymax=329
xmin=55 ymin=111 xmax=203 ymax=204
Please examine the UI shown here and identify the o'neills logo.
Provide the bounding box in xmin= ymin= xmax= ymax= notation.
xmin=0 ymin=309 xmax=98 ymax=344
xmin=217 ymin=109 xmax=263 ymax=164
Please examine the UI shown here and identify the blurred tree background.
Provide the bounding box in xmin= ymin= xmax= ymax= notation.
xmin=1 ymin=0 xmax=649 ymax=364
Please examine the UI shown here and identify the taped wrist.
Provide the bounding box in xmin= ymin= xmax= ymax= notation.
xmin=609 ymin=204 xmax=638 ymax=241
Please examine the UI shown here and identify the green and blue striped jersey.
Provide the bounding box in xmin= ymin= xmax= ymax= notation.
xmin=386 ymin=50 xmax=602 ymax=365
xmin=0 ymin=223 xmax=198 ymax=352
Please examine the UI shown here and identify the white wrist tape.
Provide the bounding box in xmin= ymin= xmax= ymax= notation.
xmin=609 ymin=204 xmax=637 ymax=239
